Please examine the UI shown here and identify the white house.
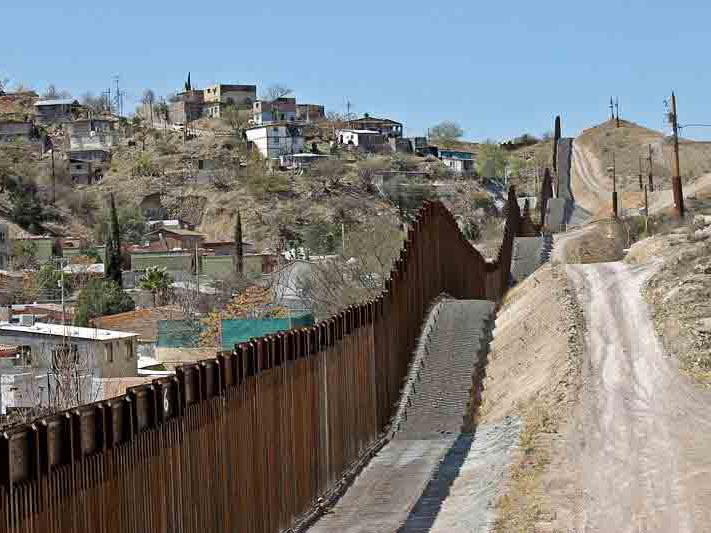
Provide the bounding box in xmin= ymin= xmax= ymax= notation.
xmin=0 ymin=318 xmax=139 ymax=379
xmin=252 ymin=98 xmax=297 ymax=126
xmin=439 ymin=149 xmax=476 ymax=175
xmin=336 ymin=129 xmax=386 ymax=150
xmin=245 ymin=124 xmax=304 ymax=159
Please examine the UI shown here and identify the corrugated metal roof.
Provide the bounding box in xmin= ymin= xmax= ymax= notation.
xmin=34 ymin=99 xmax=79 ymax=107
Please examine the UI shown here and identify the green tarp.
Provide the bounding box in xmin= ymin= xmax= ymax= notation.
xmin=157 ymin=313 xmax=314 ymax=350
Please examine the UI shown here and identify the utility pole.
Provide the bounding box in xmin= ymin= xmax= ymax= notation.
xmin=648 ymin=144 xmax=654 ymax=192
xmin=644 ymin=184 xmax=649 ymax=215
xmin=609 ymin=97 xmax=614 ymax=120
xmin=611 ymin=152 xmax=618 ymax=218
xmin=615 ymin=97 xmax=620 ymax=128
xmin=50 ymin=144 xmax=56 ymax=204
xmin=670 ymin=91 xmax=684 ymax=218
xmin=638 ymin=156 xmax=643 ymax=191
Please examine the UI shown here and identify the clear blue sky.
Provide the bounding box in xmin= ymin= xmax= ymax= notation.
xmin=3 ymin=0 xmax=711 ymax=140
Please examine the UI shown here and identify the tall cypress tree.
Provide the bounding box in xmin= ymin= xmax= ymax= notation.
xmin=105 ymin=193 xmax=123 ymax=286
xmin=553 ymin=115 xmax=561 ymax=172
xmin=234 ymin=210 xmax=244 ymax=275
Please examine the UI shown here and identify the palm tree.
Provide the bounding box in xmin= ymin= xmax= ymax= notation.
xmin=138 ymin=266 xmax=173 ymax=306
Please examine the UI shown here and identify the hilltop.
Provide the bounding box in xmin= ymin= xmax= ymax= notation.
xmin=571 ymin=119 xmax=711 ymax=214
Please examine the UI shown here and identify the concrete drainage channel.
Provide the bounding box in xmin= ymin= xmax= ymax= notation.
xmin=308 ymin=299 xmax=521 ymax=533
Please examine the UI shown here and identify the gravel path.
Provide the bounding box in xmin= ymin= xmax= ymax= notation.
xmin=566 ymin=261 xmax=711 ymax=532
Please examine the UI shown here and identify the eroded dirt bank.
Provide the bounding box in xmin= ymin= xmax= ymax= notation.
xmin=479 ymin=264 xmax=584 ymax=531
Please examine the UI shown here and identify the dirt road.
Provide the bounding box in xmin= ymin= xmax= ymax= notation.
xmin=565 ymin=261 xmax=711 ymax=532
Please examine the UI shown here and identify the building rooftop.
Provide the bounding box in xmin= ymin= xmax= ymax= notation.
xmin=0 ymin=322 xmax=138 ymax=341
xmin=338 ymin=129 xmax=383 ymax=135
xmin=34 ymin=99 xmax=79 ymax=107
xmin=145 ymin=227 xmax=205 ymax=238
xmin=92 ymin=306 xmax=185 ymax=343
xmin=350 ymin=116 xmax=402 ymax=126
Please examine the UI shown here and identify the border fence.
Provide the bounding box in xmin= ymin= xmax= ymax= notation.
xmin=0 ymin=193 xmax=522 ymax=533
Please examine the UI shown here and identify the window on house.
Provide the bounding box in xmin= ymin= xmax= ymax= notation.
xmin=106 ymin=342 xmax=113 ymax=363
xmin=198 ymin=159 xmax=204 ymax=170
xmin=126 ymin=340 xmax=133 ymax=360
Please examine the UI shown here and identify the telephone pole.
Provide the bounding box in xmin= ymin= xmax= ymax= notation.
xmin=648 ymin=144 xmax=654 ymax=192
xmin=670 ymin=92 xmax=684 ymax=218
xmin=615 ymin=97 xmax=620 ymax=128
xmin=638 ymin=156 xmax=643 ymax=191
xmin=50 ymin=141 xmax=56 ymax=205
xmin=609 ymin=97 xmax=615 ymax=120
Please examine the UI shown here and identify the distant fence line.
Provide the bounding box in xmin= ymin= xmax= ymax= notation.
xmin=0 ymin=192 xmax=522 ymax=533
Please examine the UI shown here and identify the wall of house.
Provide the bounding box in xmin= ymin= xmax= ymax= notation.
xmin=131 ymin=253 xmax=194 ymax=272
xmin=0 ymin=333 xmax=138 ymax=379
xmin=246 ymin=126 xmax=304 ymax=159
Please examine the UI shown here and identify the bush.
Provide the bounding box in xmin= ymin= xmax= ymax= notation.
xmin=94 ymin=205 xmax=147 ymax=245
xmin=74 ymin=279 xmax=135 ymax=326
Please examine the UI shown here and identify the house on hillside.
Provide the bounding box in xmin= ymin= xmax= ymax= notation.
xmin=296 ymin=104 xmax=325 ymax=123
xmin=279 ymin=153 xmax=330 ymax=170
xmin=252 ymin=98 xmax=297 ymax=125
xmin=439 ymin=149 xmax=476 ymax=175
xmin=0 ymin=121 xmax=47 ymax=152
xmin=349 ymin=114 xmax=403 ymax=138
xmin=0 ymin=91 xmax=39 ymax=119
xmin=69 ymin=158 xmax=103 ymax=185
xmin=336 ymin=129 xmax=386 ymax=151
xmin=66 ymin=119 xmax=119 ymax=151
xmin=203 ymin=84 xmax=257 ymax=118
xmin=144 ymin=227 xmax=206 ymax=251
xmin=0 ymin=316 xmax=138 ymax=379
xmin=92 ymin=306 xmax=185 ymax=359
xmin=245 ymin=123 xmax=304 ymax=159
xmin=33 ymin=99 xmax=81 ymax=124
xmin=169 ymin=90 xmax=204 ymax=124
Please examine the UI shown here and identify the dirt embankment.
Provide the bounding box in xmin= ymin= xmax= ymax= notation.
xmin=479 ymin=264 xmax=584 ymax=531
xmin=552 ymin=218 xmax=627 ymax=264
xmin=626 ymin=220 xmax=711 ymax=384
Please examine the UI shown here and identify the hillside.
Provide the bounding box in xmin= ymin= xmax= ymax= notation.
xmin=572 ymin=119 xmax=711 ymax=214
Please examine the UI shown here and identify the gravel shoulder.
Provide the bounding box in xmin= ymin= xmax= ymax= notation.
xmin=480 ymin=264 xmax=584 ymax=531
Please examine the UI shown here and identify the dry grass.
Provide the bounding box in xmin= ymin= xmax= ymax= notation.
xmin=576 ymin=119 xmax=711 ymax=192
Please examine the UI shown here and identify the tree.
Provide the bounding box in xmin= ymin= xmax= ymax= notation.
xmin=10 ymin=240 xmax=39 ymax=270
xmin=131 ymin=116 xmax=147 ymax=150
xmin=430 ymin=121 xmax=464 ymax=145
xmin=477 ymin=142 xmax=507 ymax=179
xmin=43 ymin=84 xmax=71 ymax=100
xmin=35 ymin=263 xmax=72 ymax=301
xmin=142 ymin=89 xmax=156 ymax=127
xmin=81 ymin=92 xmax=110 ymax=115
xmin=104 ymin=194 xmax=123 ymax=287
xmin=234 ymin=211 xmax=244 ymax=275
xmin=8 ymin=179 xmax=51 ymax=234
xmin=261 ymin=84 xmax=292 ymax=101
xmin=155 ymin=100 xmax=169 ymax=126
xmin=95 ymin=204 xmax=146 ymax=244
xmin=74 ymin=279 xmax=135 ymax=326
xmin=553 ymin=115 xmax=561 ymax=172
xmin=138 ymin=266 xmax=173 ymax=306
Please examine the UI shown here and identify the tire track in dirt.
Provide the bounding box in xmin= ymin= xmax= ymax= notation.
xmin=565 ymin=261 xmax=711 ymax=532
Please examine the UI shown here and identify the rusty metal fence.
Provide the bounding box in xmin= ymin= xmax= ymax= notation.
xmin=0 ymin=193 xmax=521 ymax=533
